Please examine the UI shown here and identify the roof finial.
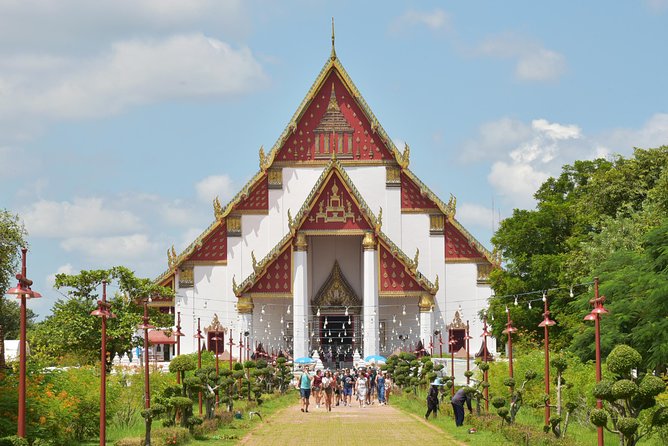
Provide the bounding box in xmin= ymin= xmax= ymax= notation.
xmin=330 ymin=17 xmax=336 ymax=60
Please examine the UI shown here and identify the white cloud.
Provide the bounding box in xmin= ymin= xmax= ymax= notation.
xmin=391 ymin=9 xmax=452 ymax=33
xmin=196 ymin=175 xmax=235 ymax=204
xmin=0 ymin=33 xmax=268 ymax=120
xmin=180 ymin=227 xmax=206 ymax=251
xmin=477 ymin=33 xmax=566 ymax=81
xmin=599 ymin=113 xmax=668 ymax=153
xmin=488 ymin=161 xmax=550 ymax=208
xmin=61 ymin=234 xmax=158 ymax=261
xmin=457 ymin=203 xmax=494 ymax=231
xmin=22 ymin=198 xmax=142 ymax=238
xmin=460 ymin=118 xmax=533 ymax=163
xmin=46 ymin=263 xmax=75 ymax=288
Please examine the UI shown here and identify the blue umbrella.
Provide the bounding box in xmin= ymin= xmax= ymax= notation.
xmin=364 ymin=355 xmax=387 ymax=364
xmin=294 ymin=357 xmax=315 ymax=364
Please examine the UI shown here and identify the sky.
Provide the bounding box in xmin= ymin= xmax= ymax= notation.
xmin=1 ymin=1 xmax=667 ymax=319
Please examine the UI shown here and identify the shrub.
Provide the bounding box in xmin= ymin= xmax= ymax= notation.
xmin=593 ymin=380 xmax=614 ymax=401
xmin=611 ymin=379 xmax=638 ymax=400
xmin=617 ymin=417 xmax=639 ymax=436
xmin=606 ymin=345 xmax=642 ymax=376
xmin=0 ymin=436 xmax=28 ymax=446
xmin=590 ymin=409 xmax=608 ymax=427
xmin=152 ymin=427 xmax=190 ymax=446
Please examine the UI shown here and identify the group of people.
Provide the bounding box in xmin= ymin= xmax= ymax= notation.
xmin=297 ymin=366 xmax=393 ymax=412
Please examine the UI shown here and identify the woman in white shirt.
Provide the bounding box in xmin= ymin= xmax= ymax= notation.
xmin=322 ymin=370 xmax=334 ymax=412
xmin=354 ymin=370 xmax=368 ymax=407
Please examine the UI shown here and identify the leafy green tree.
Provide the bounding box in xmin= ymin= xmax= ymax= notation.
xmin=29 ymin=267 xmax=173 ymax=367
xmin=590 ymin=345 xmax=667 ymax=446
xmin=0 ymin=210 xmax=27 ymax=368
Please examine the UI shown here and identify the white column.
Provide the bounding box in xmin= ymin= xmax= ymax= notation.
xmin=419 ymin=293 xmax=435 ymax=352
xmin=292 ymin=232 xmax=309 ymax=360
xmin=362 ymin=232 xmax=379 ymax=358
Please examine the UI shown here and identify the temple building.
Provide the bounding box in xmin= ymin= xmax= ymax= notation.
xmin=155 ymin=33 xmax=497 ymax=365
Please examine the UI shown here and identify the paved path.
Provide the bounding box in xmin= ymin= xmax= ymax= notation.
xmin=238 ymin=400 xmax=464 ymax=446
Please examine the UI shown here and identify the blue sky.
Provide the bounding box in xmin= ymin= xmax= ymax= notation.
xmin=1 ymin=1 xmax=667 ymax=318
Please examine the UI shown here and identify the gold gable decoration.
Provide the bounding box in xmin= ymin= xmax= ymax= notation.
xmin=312 ymin=261 xmax=361 ymax=312
xmin=167 ymin=245 xmax=177 ymax=269
xmin=418 ymin=293 xmax=435 ymax=312
xmin=447 ymin=310 xmax=467 ymax=330
xmin=205 ymin=314 xmax=227 ymax=334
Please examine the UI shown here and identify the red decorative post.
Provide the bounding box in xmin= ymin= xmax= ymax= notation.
xmin=194 ymin=318 xmax=204 ymax=415
xmin=91 ymin=281 xmax=116 ymax=446
xmin=210 ymin=334 xmax=222 ymax=407
xmin=481 ymin=314 xmax=490 ymax=412
xmin=239 ymin=332 xmax=243 ymax=366
xmin=538 ymin=293 xmax=556 ymax=428
xmin=438 ymin=332 xmax=443 ymax=358
xmin=465 ymin=320 xmax=472 ymax=385
xmin=448 ymin=332 xmax=456 ymax=396
xmin=138 ymin=301 xmax=155 ymax=446
xmin=429 ymin=335 xmax=434 ymax=356
xmin=584 ymin=278 xmax=608 ymax=446
xmin=173 ymin=312 xmax=184 ymax=384
xmin=502 ymin=307 xmax=517 ymax=380
xmin=228 ymin=329 xmax=235 ymax=370
xmin=6 ymin=248 xmax=41 ymax=438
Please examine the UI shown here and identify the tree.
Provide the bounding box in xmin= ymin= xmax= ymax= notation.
xmin=29 ymin=267 xmax=173 ymax=366
xmin=590 ymin=345 xmax=667 ymax=446
xmin=0 ymin=209 xmax=27 ymax=368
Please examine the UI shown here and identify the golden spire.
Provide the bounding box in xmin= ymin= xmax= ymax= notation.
xmin=327 ymin=82 xmax=338 ymax=111
xmin=330 ymin=17 xmax=336 ymax=60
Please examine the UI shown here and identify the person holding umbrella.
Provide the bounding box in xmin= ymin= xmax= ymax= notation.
xmin=425 ymin=378 xmax=443 ymax=419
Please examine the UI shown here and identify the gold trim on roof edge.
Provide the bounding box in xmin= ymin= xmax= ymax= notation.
xmin=234 ymin=161 xmax=438 ymax=297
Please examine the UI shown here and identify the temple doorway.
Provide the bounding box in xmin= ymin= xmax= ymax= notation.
xmin=318 ymin=314 xmax=355 ymax=367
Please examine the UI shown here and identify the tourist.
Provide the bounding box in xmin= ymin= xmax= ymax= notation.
xmin=385 ymin=373 xmax=393 ymax=405
xmin=451 ymin=387 xmax=473 ymax=426
xmin=425 ymin=378 xmax=441 ymax=419
xmin=298 ymin=366 xmax=313 ymax=413
xmin=313 ymin=369 xmax=323 ymax=408
xmin=342 ymin=369 xmax=354 ymax=406
xmin=376 ymin=371 xmax=386 ymax=405
xmin=367 ymin=367 xmax=376 ymax=405
xmin=334 ymin=370 xmax=342 ymax=406
xmin=355 ymin=370 xmax=368 ymax=407
xmin=322 ymin=370 xmax=334 ymax=412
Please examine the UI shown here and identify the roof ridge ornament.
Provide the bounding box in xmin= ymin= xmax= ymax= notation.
xmin=330 ymin=17 xmax=336 ymax=60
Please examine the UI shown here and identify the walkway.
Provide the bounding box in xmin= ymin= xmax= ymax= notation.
xmin=237 ymin=400 xmax=464 ymax=446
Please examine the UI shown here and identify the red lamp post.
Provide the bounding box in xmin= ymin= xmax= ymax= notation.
xmin=238 ymin=332 xmax=244 ymax=366
xmin=429 ymin=335 xmax=434 ymax=356
xmin=90 ymin=280 xmax=116 ymax=446
xmin=465 ymin=320 xmax=472 ymax=385
xmin=448 ymin=332 xmax=456 ymax=396
xmin=194 ymin=318 xmax=204 ymax=416
xmin=227 ymin=329 xmax=235 ymax=370
xmin=584 ymin=278 xmax=608 ymax=446
xmin=5 ymin=248 xmax=41 ymax=438
xmin=173 ymin=312 xmax=184 ymax=384
xmin=481 ymin=314 xmax=491 ymax=412
xmin=538 ymin=293 xmax=556 ymax=428
xmin=438 ymin=332 xmax=443 ymax=358
xmin=210 ymin=334 xmax=222 ymax=407
xmin=138 ymin=301 xmax=155 ymax=446
xmin=502 ymin=307 xmax=517 ymax=381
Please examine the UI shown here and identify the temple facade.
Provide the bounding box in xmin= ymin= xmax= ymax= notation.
xmin=155 ymin=40 xmax=497 ymax=365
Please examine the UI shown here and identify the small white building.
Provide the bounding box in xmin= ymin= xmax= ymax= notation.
xmin=4 ymin=340 xmax=28 ymax=361
xmin=154 ymin=40 xmax=497 ymax=367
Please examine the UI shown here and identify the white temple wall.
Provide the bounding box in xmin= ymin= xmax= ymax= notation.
xmin=280 ymin=167 xmax=325 ymax=229
xmin=400 ymin=213 xmax=430 ymax=267
xmin=250 ymin=296 xmax=291 ymax=355
xmin=444 ymin=262 xmax=495 ymax=355
xmin=309 ymin=236 xmax=363 ymax=299
xmin=378 ymin=296 xmax=422 ymax=354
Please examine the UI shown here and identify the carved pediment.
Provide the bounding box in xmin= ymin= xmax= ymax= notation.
xmin=447 ymin=310 xmax=466 ymax=330
xmin=312 ymin=261 xmax=361 ymax=312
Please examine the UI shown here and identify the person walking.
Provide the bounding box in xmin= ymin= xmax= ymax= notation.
xmin=298 ymin=366 xmax=313 ymax=413
xmin=451 ymin=387 xmax=473 ymax=426
xmin=354 ymin=370 xmax=367 ymax=408
xmin=385 ymin=373 xmax=393 ymax=405
xmin=425 ymin=378 xmax=442 ymax=419
xmin=322 ymin=370 xmax=334 ymax=412
xmin=376 ymin=371 xmax=387 ymax=405
xmin=342 ymin=369 xmax=354 ymax=406
xmin=312 ymin=369 xmax=323 ymax=409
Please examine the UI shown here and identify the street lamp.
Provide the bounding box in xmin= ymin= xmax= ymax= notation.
xmin=448 ymin=332 xmax=456 ymax=396
xmin=90 ymin=280 xmax=116 ymax=446
xmin=465 ymin=320 xmax=472 ymax=385
xmin=5 ymin=248 xmax=41 ymax=438
xmin=194 ymin=318 xmax=204 ymax=416
xmin=584 ymin=278 xmax=608 ymax=446
xmin=538 ymin=293 xmax=556 ymax=428
xmin=502 ymin=307 xmax=517 ymax=381
xmin=173 ymin=312 xmax=184 ymax=384
xmin=481 ymin=313 xmax=491 ymax=412
xmin=138 ymin=301 xmax=155 ymax=446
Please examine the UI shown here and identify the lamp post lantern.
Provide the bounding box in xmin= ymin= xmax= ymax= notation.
xmin=448 ymin=332 xmax=456 ymax=396
xmin=481 ymin=313 xmax=491 ymax=412
xmin=194 ymin=318 xmax=204 ymax=416
xmin=138 ymin=301 xmax=155 ymax=446
xmin=5 ymin=247 xmax=41 ymax=438
xmin=538 ymin=293 xmax=556 ymax=428
xmin=465 ymin=320 xmax=472 ymax=385
xmin=584 ymin=278 xmax=608 ymax=446
xmin=502 ymin=307 xmax=517 ymax=381
xmin=173 ymin=312 xmax=184 ymax=384
xmin=90 ymin=280 xmax=116 ymax=446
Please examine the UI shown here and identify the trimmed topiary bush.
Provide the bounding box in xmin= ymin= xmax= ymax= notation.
xmin=590 ymin=408 xmax=608 ymax=427
xmin=611 ymin=379 xmax=638 ymax=400
xmin=606 ymin=345 xmax=642 ymax=377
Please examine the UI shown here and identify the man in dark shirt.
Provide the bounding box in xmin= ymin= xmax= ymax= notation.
xmin=451 ymin=387 xmax=473 ymax=426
